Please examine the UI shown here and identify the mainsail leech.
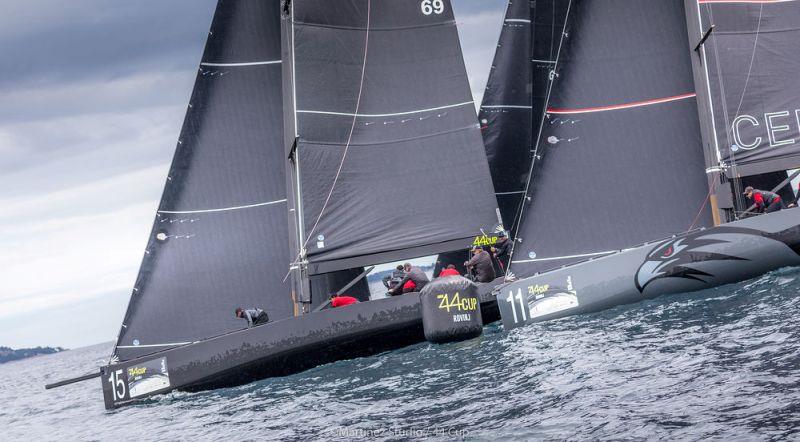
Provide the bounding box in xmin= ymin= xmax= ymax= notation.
xmin=113 ymin=0 xmax=293 ymax=362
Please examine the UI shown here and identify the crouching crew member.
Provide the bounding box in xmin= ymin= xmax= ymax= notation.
xmin=235 ymin=307 xmax=269 ymax=328
xmin=744 ymin=186 xmax=784 ymax=214
xmin=388 ymin=263 xmax=430 ymax=296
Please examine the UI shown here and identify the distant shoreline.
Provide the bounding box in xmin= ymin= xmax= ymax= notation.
xmin=0 ymin=346 xmax=65 ymax=364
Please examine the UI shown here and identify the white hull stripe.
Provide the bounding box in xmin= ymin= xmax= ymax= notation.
xmin=482 ymin=105 xmax=533 ymax=109
xmin=505 ymin=19 xmax=531 ymax=23
xmin=200 ymin=60 xmax=281 ymax=67
xmin=548 ymin=93 xmax=696 ymax=115
xmin=532 ymin=59 xmax=557 ymax=64
xmin=512 ymin=250 xmax=620 ymax=263
xmin=297 ymin=101 xmax=474 ymax=118
xmin=117 ymin=341 xmax=194 ymax=349
xmin=158 ymin=199 xmax=287 ymax=214
xmin=495 ymin=190 xmax=527 ymax=195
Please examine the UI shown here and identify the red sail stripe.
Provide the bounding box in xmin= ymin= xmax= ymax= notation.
xmin=547 ymin=92 xmax=696 ymax=115
xmin=698 ymin=0 xmax=796 ymax=4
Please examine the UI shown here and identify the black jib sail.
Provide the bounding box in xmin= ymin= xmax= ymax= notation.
xmin=285 ymin=0 xmax=501 ymax=277
xmin=497 ymin=0 xmax=713 ymax=277
xmin=694 ymin=0 xmax=800 ymax=179
xmin=113 ymin=0 xmax=291 ymax=362
xmin=480 ymin=0 xmax=570 ymax=228
xmin=479 ymin=0 xmax=533 ymax=227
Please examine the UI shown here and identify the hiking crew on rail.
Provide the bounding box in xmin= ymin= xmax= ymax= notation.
xmin=744 ymin=186 xmax=784 ymax=214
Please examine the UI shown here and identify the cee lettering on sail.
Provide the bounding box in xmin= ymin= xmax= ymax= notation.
xmin=732 ymin=109 xmax=800 ymax=150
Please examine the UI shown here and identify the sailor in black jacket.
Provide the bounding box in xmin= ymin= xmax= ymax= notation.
xmin=465 ymin=247 xmax=496 ymax=283
xmin=491 ymin=232 xmax=512 ymax=273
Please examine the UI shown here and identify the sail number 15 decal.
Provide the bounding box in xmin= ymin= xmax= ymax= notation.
xmin=108 ymin=369 xmax=127 ymax=401
xmin=421 ymin=0 xmax=445 ymax=15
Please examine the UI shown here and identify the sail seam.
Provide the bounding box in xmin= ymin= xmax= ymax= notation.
xmin=297 ymin=101 xmax=474 ymax=118
xmin=200 ymin=61 xmax=281 ymax=67
xmin=300 ymin=125 xmax=478 ymax=147
xmin=157 ymin=199 xmax=287 ymax=214
xmin=482 ymin=105 xmax=533 ymax=109
xmin=292 ymin=20 xmax=450 ymax=32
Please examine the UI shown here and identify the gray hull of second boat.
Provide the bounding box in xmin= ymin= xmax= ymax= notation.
xmin=498 ymin=209 xmax=800 ymax=328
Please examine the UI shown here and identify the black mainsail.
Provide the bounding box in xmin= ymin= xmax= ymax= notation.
xmin=284 ymin=0 xmax=501 ymax=280
xmin=113 ymin=0 xmax=291 ymax=361
xmin=687 ymin=0 xmax=800 ymax=215
xmin=486 ymin=0 xmax=714 ymax=277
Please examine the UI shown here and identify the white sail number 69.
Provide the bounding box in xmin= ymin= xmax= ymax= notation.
xmin=421 ymin=0 xmax=445 ymax=15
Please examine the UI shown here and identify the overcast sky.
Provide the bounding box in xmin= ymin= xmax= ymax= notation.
xmin=0 ymin=0 xmax=507 ymax=349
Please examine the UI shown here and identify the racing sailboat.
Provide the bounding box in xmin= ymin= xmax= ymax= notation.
xmin=487 ymin=0 xmax=800 ymax=329
xmin=45 ymin=0 xmax=504 ymax=409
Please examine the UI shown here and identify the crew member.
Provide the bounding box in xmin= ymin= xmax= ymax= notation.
xmin=382 ymin=265 xmax=406 ymax=291
xmin=235 ymin=307 xmax=269 ymax=328
xmin=438 ymin=264 xmax=460 ymax=277
xmin=330 ymin=293 xmax=359 ymax=308
xmin=744 ymin=186 xmax=784 ymax=214
xmin=491 ymin=232 xmax=512 ymax=274
xmin=465 ymin=246 xmax=496 ymax=283
xmin=388 ymin=263 xmax=430 ymax=296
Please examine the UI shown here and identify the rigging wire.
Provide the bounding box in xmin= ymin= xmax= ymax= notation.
xmin=287 ymin=0 xmax=372 ymax=274
xmin=705 ymin=4 xmax=764 ymax=216
xmin=506 ymin=0 xmax=573 ymax=277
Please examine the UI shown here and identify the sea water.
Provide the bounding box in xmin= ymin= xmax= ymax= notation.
xmin=3 ymin=268 xmax=800 ymax=440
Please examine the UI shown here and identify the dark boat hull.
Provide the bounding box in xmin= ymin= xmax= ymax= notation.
xmin=102 ymin=285 xmax=501 ymax=409
xmin=497 ymin=209 xmax=800 ymax=329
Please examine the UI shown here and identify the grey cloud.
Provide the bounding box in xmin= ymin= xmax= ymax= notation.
xmin=0 ymin=0 xmax=216 ymax=90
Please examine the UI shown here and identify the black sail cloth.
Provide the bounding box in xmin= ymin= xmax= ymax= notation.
xmin=288 ymin=0 xmax=501 ymax=276
xmin=479 ymin=0 xmax=534 ymax=227
xmin=697 ymin=1 xmax=800 ymax=177
xmin=505 ymin=0 xmax=713 ymax=277
xmin=114 ymin=0 xmax=292 ymax=361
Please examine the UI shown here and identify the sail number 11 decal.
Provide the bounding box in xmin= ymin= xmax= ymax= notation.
xmin=421 ymin=0 xmax=445 ymax=15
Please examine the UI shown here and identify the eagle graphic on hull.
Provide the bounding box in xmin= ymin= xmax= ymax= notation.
xmin=635 ymin=224 xmax=800 ymax=293
xmin=635 ymin=227 xmax=759 ymax=293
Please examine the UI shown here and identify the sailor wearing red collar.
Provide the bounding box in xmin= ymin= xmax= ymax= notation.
xmin=744 ymin=186 xmax=784 ymax=214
